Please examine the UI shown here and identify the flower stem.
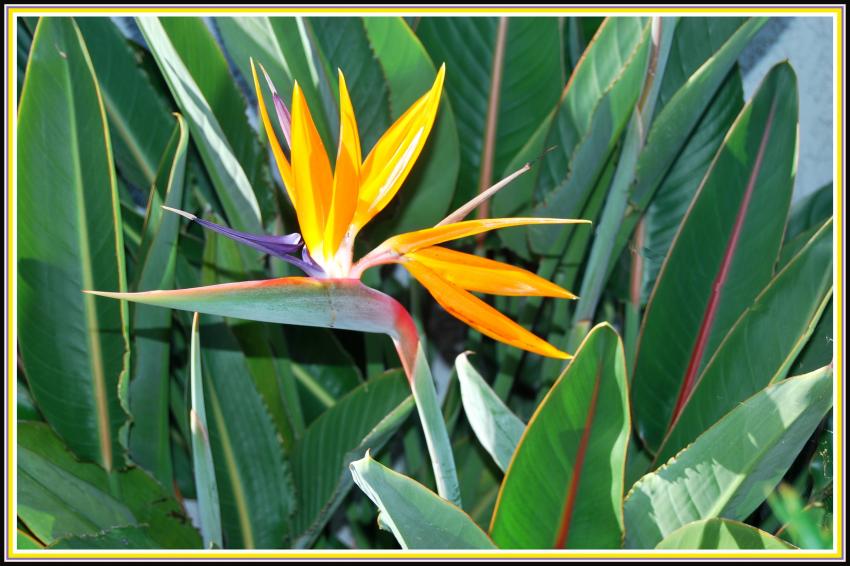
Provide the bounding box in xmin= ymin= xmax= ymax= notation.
xmin=390 ymin=304 xmax=462 ymax=506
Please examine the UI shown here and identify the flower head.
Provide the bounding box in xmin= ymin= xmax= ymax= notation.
xmin=164 ymin=61 xmax=589 ymax=359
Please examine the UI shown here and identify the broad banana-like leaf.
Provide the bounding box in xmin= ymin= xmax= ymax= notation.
xmin=292 ymin=371 xmax=414 ymax=548
xmin=624 ymin=366 xmax=833 ymax=549
xmin=76 ymin=17 xmax=174 ymax=191
xmin=18 ymin=17 xmax=130 ymax=471
xmin=655 ymin=519 xmax=794 ymax=550
xmin=350 ymin=452 xmax=496 ymax=549
xmin=417 ymin=17 xmax=562 ymax=208
xmin=632 ymin=63 xmax=799 ymax=453
xmin=654 ymin=218 xmax=833 ymax=464
xmin=456 ymin=353 xmax=524 ymax=472
xmin=17 ymin=422 xmax=200 ymax=548
xmin=490 ymin=324 xmax=630 ymax=549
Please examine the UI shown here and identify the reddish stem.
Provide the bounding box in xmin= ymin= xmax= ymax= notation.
xmin=385 ymin=294 xmax=421 ymax=384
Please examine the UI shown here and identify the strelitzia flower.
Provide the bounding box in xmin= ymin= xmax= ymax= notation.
xmin=88 ymin=62 xmax=589 ymax=505
xmin=159 ymin=61 xmax=587 ymax=360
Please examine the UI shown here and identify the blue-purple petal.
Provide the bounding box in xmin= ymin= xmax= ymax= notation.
xmin=191 ymin=216 xmax=303 ymax=258
xmin=162 ymin=206 xmax=315 ymax=274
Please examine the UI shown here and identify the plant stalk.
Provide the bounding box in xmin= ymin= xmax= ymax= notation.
xmin=568 ymin=17 xmax=675 ymax=349
xmin=390 ymin=305 xmax=462 ymax=506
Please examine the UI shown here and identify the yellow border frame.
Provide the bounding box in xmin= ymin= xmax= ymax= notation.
xmin=6 ymin=4 xmax=845 ymax=560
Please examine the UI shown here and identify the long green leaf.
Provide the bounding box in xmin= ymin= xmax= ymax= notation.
xmin=136 ymin=17 xmax=263 ymax=237
xmin=159 ymin=17 xmax=277 ymax=226
xmin=199 ymin=316 xmax=294 ymax=548
xmin=456 ymin=353 xmax=524 ymax=472
xmin=491 ymin=17 xmax=650 ymax=257
xmin=350 ymin=452 xmax=496 ymax=549
xmin=308 ymin=16 xmax=392 ymax=155
xmin=189 ymin=313 xmax=223 ymax=549
xmin=18 ymin=16 xmax=129 ymax=471
xmin=655 ymin=519 xmax=794 ymax=550
xmin=127 ymin=114 xmax=189 ymax=486
xmin=609 ymin=17 xmax=768 ymax=267
xmin=513 ymin=18 xmax=652 ymax=256
xmin=568 ymin=16 xmax=677 ymax=338
xmin=292 ymin=371 xmax=414 ymax=548
xmin=654 ymin=219 xmax=833 ymax=464
xmin=17 ymin=529 xmax=43 ymax=550
xmin=17 ymin=422 xmax=200 ymax=548
xmin=489 ymin=324 xmax=630 ymax=549
xmin=417 ymin=17 xmax=562 ymax=208
xmin=639 ymin=69 xmax=744 ymax=300
xmin=653 ymin=17 xmax=747 ymax=111
xmin=785 ymin=182 xmax=833 ymax=243
xmin=632 ymin=62 xmax=799 ymax=453
xmin=48 ymin=526 xmax=162 ymax=550
xmin=623 ymin=366 xmax=833 ymax=549
xmin=76 ymin=17 xmax=174 ymax=191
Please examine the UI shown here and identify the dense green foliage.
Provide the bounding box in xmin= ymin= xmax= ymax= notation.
xmin=16 ymin=15 xmax=834 ymax=552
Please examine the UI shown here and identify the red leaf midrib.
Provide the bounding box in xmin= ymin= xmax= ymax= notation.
xmin=668 ymin=94 xmax=781 ymax=430
xmin=554 ymin=362 xmax=603 ymax=549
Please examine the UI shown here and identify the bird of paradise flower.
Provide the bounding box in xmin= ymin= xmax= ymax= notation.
xmin=88 ymin=60 xmax=589 ymax=505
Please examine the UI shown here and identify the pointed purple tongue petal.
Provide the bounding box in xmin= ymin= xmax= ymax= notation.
xmin=163 ymin=206 xmax=302 ymax=259
xmin=259 ymin=63 xmax=292 ymax=148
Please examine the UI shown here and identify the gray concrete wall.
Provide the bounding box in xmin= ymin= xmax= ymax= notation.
xmin=739 ymin=16 xmax=835 ymax=202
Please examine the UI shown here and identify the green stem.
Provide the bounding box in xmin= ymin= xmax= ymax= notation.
xmin=572 ymin=110 xmax=643 ymax=327
xmin=569 ymin=17 xmax=675 ymax=345
xmin=390 ymin=305 xmax=461 ymax=507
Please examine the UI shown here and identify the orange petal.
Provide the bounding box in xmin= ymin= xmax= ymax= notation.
xmin=290 ymin=81 xmax=333 ymax=257
xmin=351 ymin=64 xmax=445 ymax=233
xmin=382 ymin=218 xmax=591 ymax=255
xmin=405 ymin=247 xmax=577 ymax=298
xmin=404 ymin=261 xmax=571 ymax=359
xmin=325 ymin=70 xmax=362 ymax=260
xmin=251 ymin=59 xmax=294 ymax=206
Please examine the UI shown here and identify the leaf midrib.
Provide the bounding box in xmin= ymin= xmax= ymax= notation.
xmin=668 ymin=90 xmax=780 ymax=429
xmin=707 ymin=385 xmax=826 ymax=519
xmin=207 ymin=378 xmax=255 ymax=548
xmin=63 ymin=38 xmax=114 ymax=472
xmin=102 ymin=87 xmax=156 ymax=186
xmin=654 ymin=225 xmax=833 ymax=464
xmin=554 ymin=361 xmax=604 ymax=548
